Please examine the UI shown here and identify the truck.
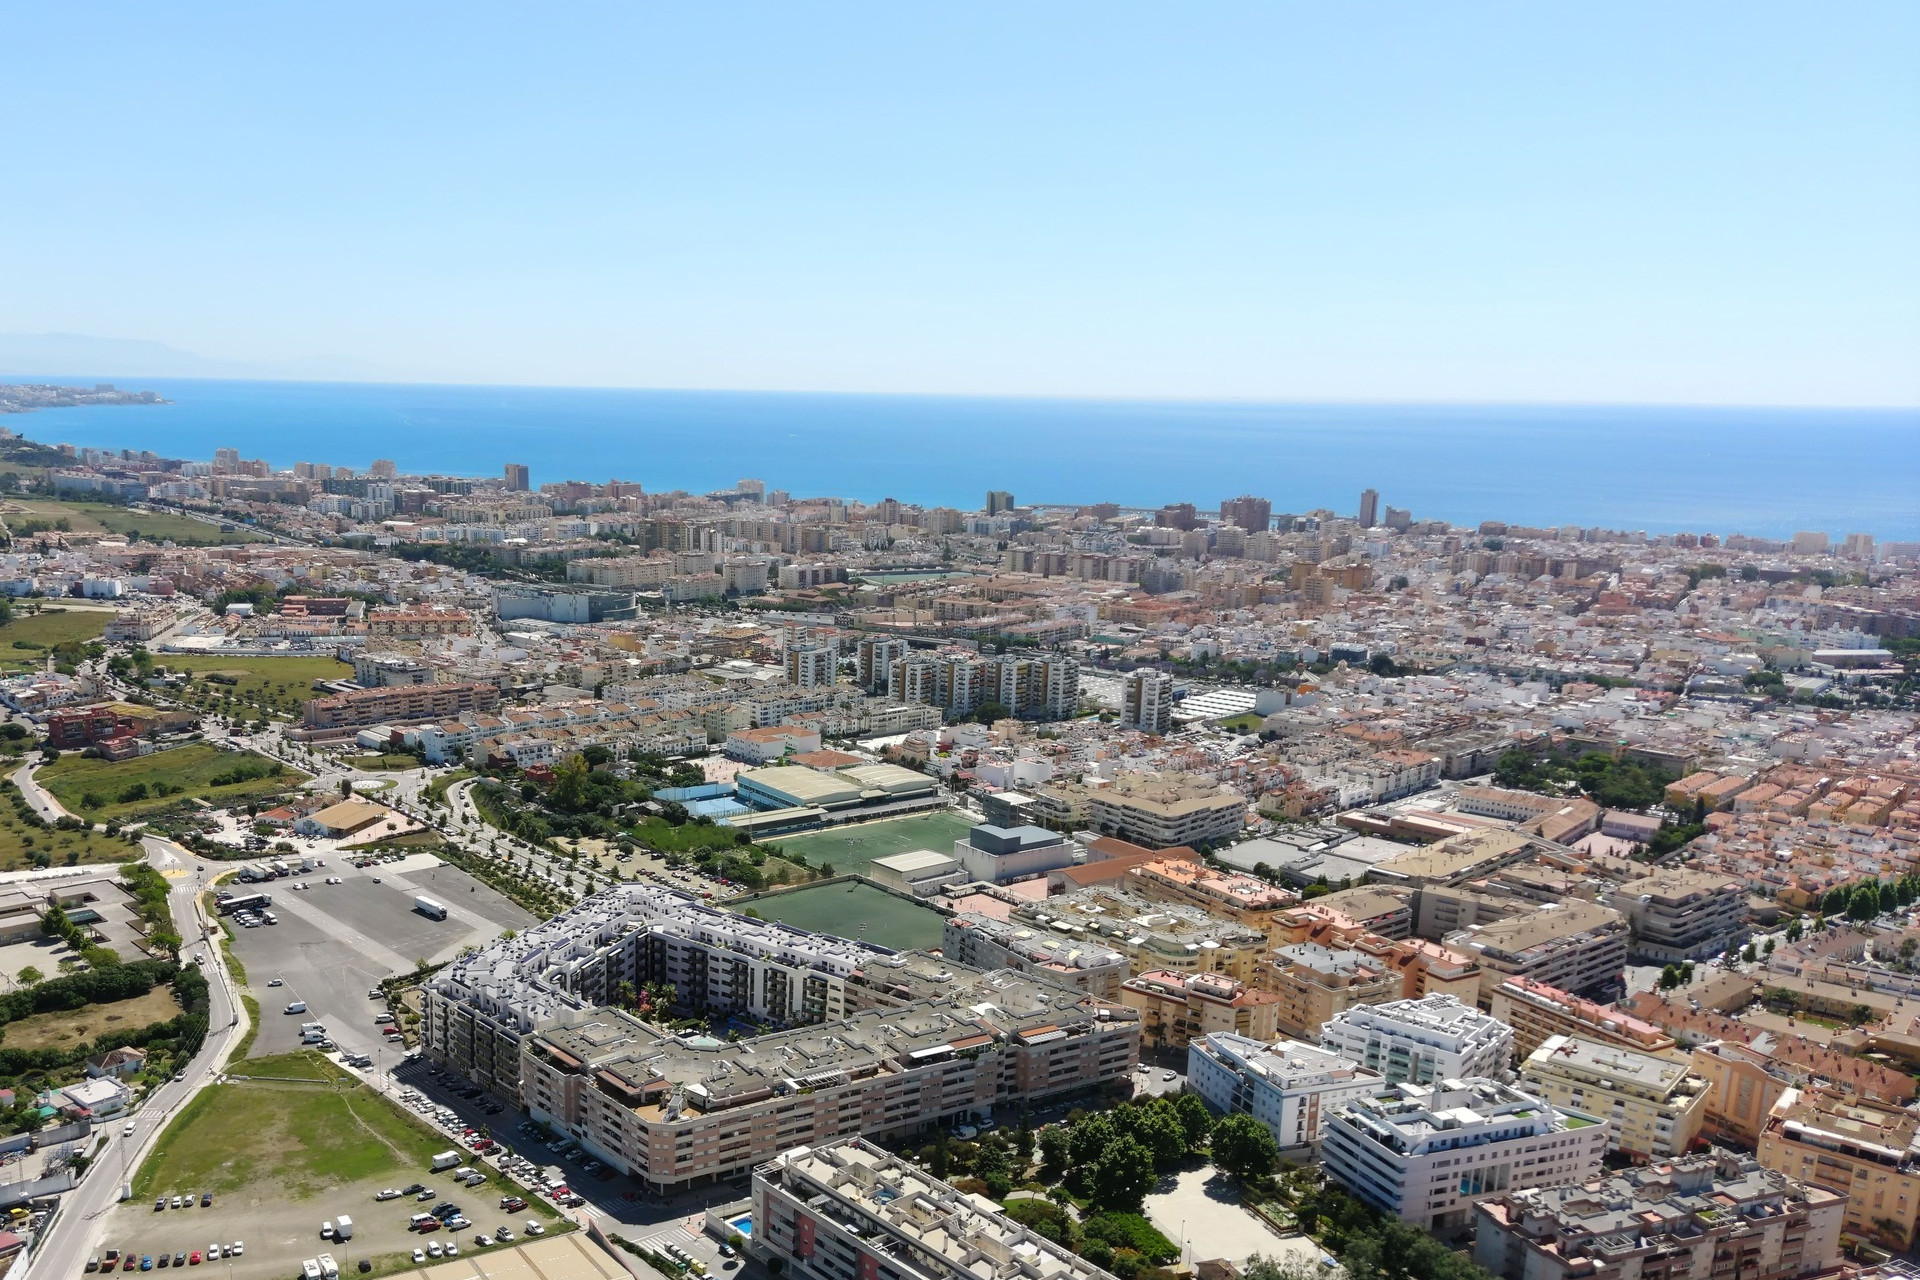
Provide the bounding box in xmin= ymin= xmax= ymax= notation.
xmin=414 ymin=896 xmax=448 ymax=921
xmin=301 ymin=1260 xmax=322 ymax=1280
xmin=430 ymin=1151 xmax=460 ymax=1172
xmin=333 ymin=1216 xmax=353 ymax=1242
xmin=317 ymin=1256 xmax=338 ymax=1279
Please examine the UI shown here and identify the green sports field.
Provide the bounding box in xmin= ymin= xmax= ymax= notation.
xmin=744 ymin=880 xmax=947 ymax=951
xmin=768 ymin=809 xmax=974 ymax=876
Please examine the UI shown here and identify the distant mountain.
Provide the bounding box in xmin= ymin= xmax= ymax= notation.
xmin=0 ymin=332 xmax=393 ymax=382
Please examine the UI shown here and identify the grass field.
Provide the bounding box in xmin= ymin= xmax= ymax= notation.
xmin=0 ymin=779 xmax=135 ymax=871
xmin=0 ymin=498 xmax=261 ymax=545
xmin=0 ymin=986 xmax=181 ymax=1050
xmin=742 ymin=879 xmax=947 ymax=950
xmin=769 ymin=810 xmax=975 ymax=876
xmin=156 ymin=653 xmax=354 ymax=720
xmin=345 ymin=753 xmax=420 ymax=771
xmin=1216 ymin=712 xmax=1264 ymax=732
xmin=0 ymin=608 xmax=109 ymax=672
xmin=132 ymin=1054 xmax=460 ymax=1199
xmin=39 ymin=743 xmax=303 ymax=819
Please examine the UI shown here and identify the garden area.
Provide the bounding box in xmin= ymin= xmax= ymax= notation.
xmin=1491 ymin=747 xmax=1676 ymax=811
xmin=39 ymin=742 xmax=302 ymax=821
xmin=0 ymin=777 xmax=139 ymax=870
xmin=150 ymin=653 xmax=353 ymax=722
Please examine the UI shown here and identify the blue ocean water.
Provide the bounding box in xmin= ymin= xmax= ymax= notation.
xmin=11 ymin=377 xmax=1918 ymax=539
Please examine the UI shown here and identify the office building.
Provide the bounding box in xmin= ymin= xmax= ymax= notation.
xmin=752 ymin=1139 xmax=1112 ymax=1280
xmin=1120 ymin=669 xmax=1173 ymax=735
xmin=1320 ymin=995 xmax=1513 ymax=1085
xmin=1322 ymin=1078 xmax=1608 ymax=1234
xmin=1359 ymin=488 xmax=1379 ymax=528
xmin=504 ymin=463 xmax=530 ymax=491
xmin=1758 ymin=1087 xmax=1920 ymax=1250
xmin=1474 ymin=1154 xmax=1846 ymax=1280
xmin=1613 ymin=869 xmax=1748 ymax=964
xmin=423 ymin=885 xmax=1140 ymax=1193
xmin=985 ymin=490 xmax=1016 ymax=515
xmin=942 ymin=914 xmax=1128 ymax=998
xmin=1520 ymin=1035 xmax=1709 ymax=1160
xmin=1118 ymin=970 xmax=1279 ymax=1049
xmin=1187 ymin=1031 xmax=1384 ymax=1153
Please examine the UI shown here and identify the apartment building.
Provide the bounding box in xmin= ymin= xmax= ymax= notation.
xmin=1690 ymin=1040 xmax=1798 ymax=1147
xmin=1127 ymin=859 xmax=1296 ymax=939
xmin=1486 ymin=975 xmax=1677 ymax=1060
xmin=1758 ymin=1087 xmax=1920 ymax=1250
xmin=1186 ymin=1031 xmax=1384 ymax=1153
xmin=1320 ymin=995 xmax=1514 ymax=1085
xmin=423 ymin=885 xmax=1139 ymax=1192
xmin=301 ymin=680 xmax=500 ymax=731
xmin=752 ymin=1139 xmax=1113 ymax=1280
xmin=1118 ymin=970 xmax=1280 ymax=1049
xmin=1474 ymin=1154 xmax=1846 ymax=1280
xmin=1006 ymin=884 xmax=1271 ymax=983
xmin=365 ymin=605 xmax=473 ymax=638
xmin=1321 ymin=1078 xmax=1608 ymax=1235
xmin=941 ymin=914 xmax=1128 ymax=999
xmin=1120 ymin=669 xmax=1173 ymax=735
xmin=785 ymin=644 xmax=837 ymax=690
xmin=1520 ymin=1035 xmax=1709 ymax=1160
xmin=1446 ymin=899 xmax=1629 ymax=1001
xmin=855 ymin=636 xmax=909 ymax=695
xmin=1263 ymin=942 xmax=1399 ymax=1040
xmin=1088 ymin=772 xmax=1246 ymax=849
xmin=1613 ymin=868 xmax=1748 ymax=963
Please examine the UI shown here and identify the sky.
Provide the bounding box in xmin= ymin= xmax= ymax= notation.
xmin=3 ymin=3 xmax=1916 ymax=405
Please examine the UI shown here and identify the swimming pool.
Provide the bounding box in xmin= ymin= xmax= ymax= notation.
xmin=728 ymin=1215 xmax=753 ymax=1238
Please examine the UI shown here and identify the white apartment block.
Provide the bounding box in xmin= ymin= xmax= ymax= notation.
xmin=1320 ymin=995 xmax=1515 ymax=1086
xmin=1321 ymin=1078 xmax=1609 ymax=1235
xmin=785 ymin=644 xmax=838 ymax=689
xmin=941 ymin=913 xmax=1129 ymax=999
xmin=1121 ymin=669 xmax=1173 ymax=735
xmin=752 ymin=1139 xmax=1115 ymax=1280
xmin=1612 ymin=869 xmax=1748 ymax=964
xmin=1187 ymin=1031 xmax=1385 ymax=1152
xmin=1519 ymin=1034 xmax=1710 ymax=1160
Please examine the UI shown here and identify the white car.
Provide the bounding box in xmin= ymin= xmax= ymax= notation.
xmin=444 ymin=1244 xmax=459 ymax=1258
xmin=411 ymin=1250 xmax=426 ymax=1264
xmin=426 ymin=1243 xmax=443 ymax=1258
xmin=229 ymin=1244 xmax=243 ymax=1258
xmin=268 ymin=978 xmax=283 ymax=987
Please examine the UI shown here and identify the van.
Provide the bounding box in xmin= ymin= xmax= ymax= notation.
xmin=301 ymin=1261 xmax=322 ymax=1280
xmin=316 ymin=1256 xmax=338 ymax=1280
xmin=430 ymin=1151 xmax=460 ymax=1172
xmin=410 ymin=1214 xmax=436 ymax=1230
xmin=285 ymin=1002 xmax=307 ymax=1015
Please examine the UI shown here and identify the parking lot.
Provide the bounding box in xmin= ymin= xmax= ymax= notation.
xmin=225 ymin=855 xmax=535 ymax=1063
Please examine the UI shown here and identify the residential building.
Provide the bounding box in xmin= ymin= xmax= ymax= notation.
xmin=1358 ymin=488 xmax=1379 ymax=528
xmin=1007 ymin=884 xmax=1271 ymax=983
xmin=1118 ymin=969 xmax=1280 ymax=1049
xmin=1221 ymin=495 xmax=1271 ymax=533
xmin=1321 ymin=1078 xmax=1608 ymax=1234
xmin=1473 ymin=1153 xmax=1846 ymax=1280
xmin=1613 ymin=869 xmax=1748 ymax=964
xmin=504 ymin=463 xmax=529 ymax=491
xmin=1758 ymin=1087 xmax=1920 ymax=1250
xmin=941 ymin=914 xmax=1128 ymax=998
xmin=1320 ymin=995 xmax=1514 ymax=1085
xmin=1120 ymin=669 xmax=1173 ymax=735
xmin=723 ymin=725 xmax=823 ymax=765
xmin=1187 ymin=1031 xmax=1384 ymax=1153
xmin=752 ymin=1139 xmax=1112 ymax=1280
xmin=1264 ymin=942 xmax=1399 ymax=1040
xmin=1520 ymin=1035 xmax=1710 ymax=1160
xmin=1486 ymin=975 xmax=1677 ymax=1060
xmin=785 ymin=644 xmax=837 ymax=690
xmin=1128 ymin=858 xmax=1297 ymax=940
xmin=1446 ymin=899 xmax=1629 ymax=1001
xmin=424 ymin=885 xmax=1141 ymax=1193
xmin=300 ymin=681 xmax=500 ymax=732
xmin=1086 ymin=772 xmax=1246 ymax=849
xmin=1690 ymin=1040 xmax=1798 ymax=1147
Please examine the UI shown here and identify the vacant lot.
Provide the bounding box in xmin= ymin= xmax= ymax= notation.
xmin=0 ymin=779 xmax=134 ymax=871
xmin=134 ymin=1054 xmax=451 ymax=1198
xmin=0 ymin=498 xmax=261 ymax=545
xmin=769 ymin=809 xmax=974 ymax=875
xmin=346 ymin=754 xmax=420 ymax=772
xmin=159 ymin=653 xmax=354 ymax=721
xmin=0 ymin=984 xmax=181 ymax=1050
xmin=39 ymin=743 xmax=303 ymax=820
xmin=0 ymin=608 xmax=109 ymax=672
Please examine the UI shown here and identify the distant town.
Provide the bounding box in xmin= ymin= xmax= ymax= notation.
xmin=1 ymin=404 xmax=1918 ymax=1280
xmin=0 ymin=383 xmax=167 ymax=415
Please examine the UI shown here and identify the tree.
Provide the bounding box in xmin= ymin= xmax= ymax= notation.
xmin=1038 ymin=1125 xmax=1071 ymax=1172
xmin=1067 ymin=1111 xmax=1118 ymax=1169
xmin=1657 ymin=965 xmax=1679 ymax=991
xmin=1118 ymin=1101 xmax=1188 ymax=1168
xmin=1785 ymin=918 xmax=1804 ymax=944
xmin=973 ymin=701 xmax=1011 ymax=725
xmin=16 ymin=966 xmax=42 ymax=986
xmin=551 ymin=753 xmax=591 ymax=810
xmin=1087 ymin=1134 xmax=1155 ymax=1211
xmin=1210 ymin=1114 xmax=1277 ymax=1181
xmin=1173 ymin=1092 xmax=1213 ymax=1150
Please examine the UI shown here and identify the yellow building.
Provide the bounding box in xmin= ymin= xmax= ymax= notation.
xmin=1758 ymin=1086 xmax=1920 ymax=1251
xmin=1520 ymin=1034 xmax=1709 ymax=1160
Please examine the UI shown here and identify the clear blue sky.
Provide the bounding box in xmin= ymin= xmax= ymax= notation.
xmin=5 ymin=3 xmax=1915 ymax=404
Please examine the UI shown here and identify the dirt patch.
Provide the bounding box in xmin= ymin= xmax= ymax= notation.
xmin=1 ymin=986 xmax=182 ymax=1051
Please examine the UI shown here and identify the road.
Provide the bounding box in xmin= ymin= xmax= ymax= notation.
xmin=23 ymin=837 xmax=243 ymax=1280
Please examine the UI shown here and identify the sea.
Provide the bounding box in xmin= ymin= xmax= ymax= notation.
xmin=11 ymin=377 xmax=1919 ymax=540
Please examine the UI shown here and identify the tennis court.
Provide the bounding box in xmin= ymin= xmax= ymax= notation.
xmin=769 ymin=810 xmax=975 ymax=876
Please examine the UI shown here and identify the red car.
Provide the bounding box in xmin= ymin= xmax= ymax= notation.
xmin=416 ymin=1219 xmax=441 ymax=1234
xmin=188 ymin=1255 xmax=201 ymax=1267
